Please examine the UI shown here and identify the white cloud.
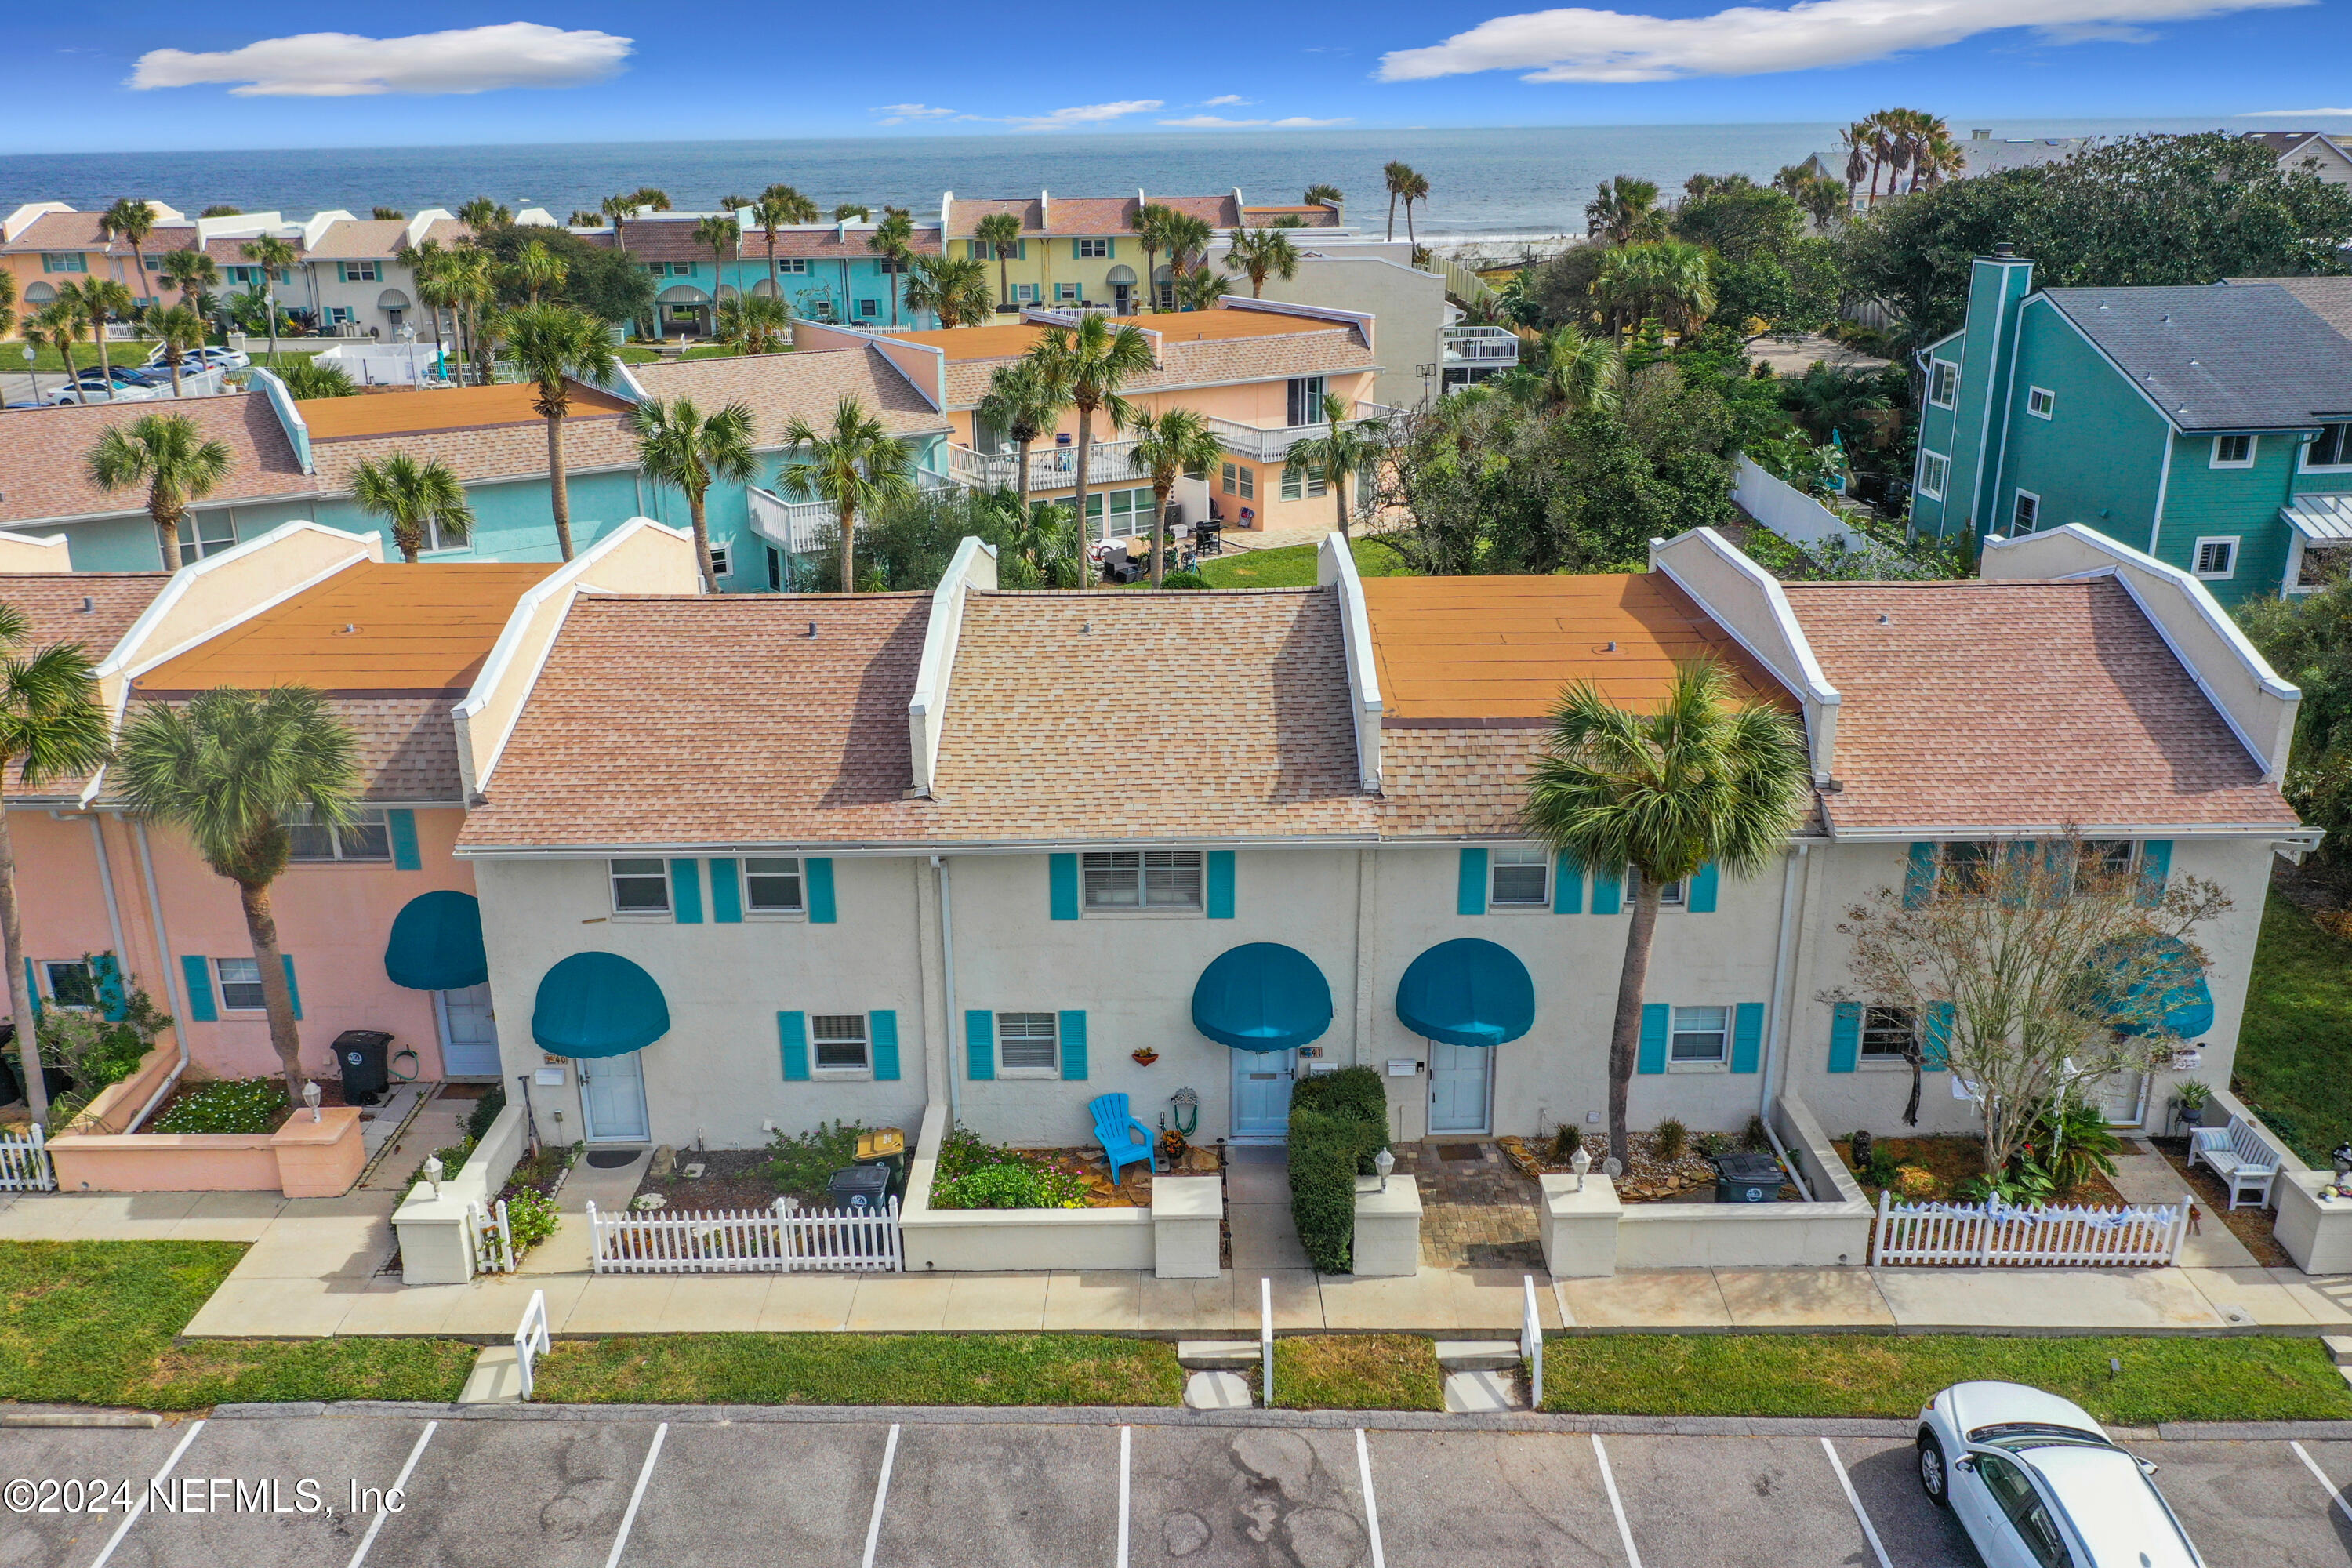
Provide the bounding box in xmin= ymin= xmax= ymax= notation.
xmin=1203 ymin=94 xmax=1252 ymax=106
xmin=130 ymin=22 xmax=630 ymax=97
xmin=1159 ymin=114 xmax=1353 ymax=128
xmin=1377 ymin=0 xmax=2310 ymax=82
xmin=1006 ymin=100 xmax=1163 ymax=131
xmin=873 ymin=103 xmax=956 ymax=125
xmin=2243 ymin=107 xmax=2352 ymax=116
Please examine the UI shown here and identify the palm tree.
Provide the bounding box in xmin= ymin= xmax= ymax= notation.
xmin=1223 ymin=226 xmax=1300 ymax=298
xmin=1283 ymin=394 xmax=1388 ymax=541
xmin=633 ymin=395 xmax=758 ymax=590
xmin=974 ymin=360 xmax=1072 ymax=513
xmin=716 ymin=293 xmax=790 ymax=355
xmin=1595 ymin=241 xmax=1716 ymax=336
xmin=496 ymin=303 xmax=619 ymax=561
xmin=833 ymin=203 xmax=873 ymax=223
xmin=30 ymin=301 xmax=82 ymax=383
xmin=1304 ymin=183 xmax=1343 ymax=209
xmin=1383 ymin=162 xmax=1418 ymax=241
xmin=506 ymin=240 xmax=568 ymax=306
xmin=0 ymin=267 xmax=13 ymax=342
xmin=1523 ymin=659 xmax=1810 ymax=1163
xmin=151 ymin=305 xmax=208 ymax=397
xmin=975 ymin=212 xmax=1024 ymax=309
xmin=0 ymin=604 xmax=111 ymax=1126
xmin=457 ymin=198 xmax=512 ymax=231
xmin=903 ymin=255 xmax=993 ymax=328
xmin=633 ymin=187 xmax=673 ymax=212
xmin=1025 ymin=313 xmax=1155 ymax=570
xmin=58 ymin=281 xmax=129 ymax=381
xmin=1541 ymin=329 xmax=1624 ymax=413
xmin=1585 ymin=176 xmax=1662 ymax=243
xmin=281 ymin=361 xmax=356 ymax=399
xmin=762 ymin=183 xmax=818 ymax=221
xmin=694 ymin=215 xmax=742 ymax=314
xmin=781 ymin=396 xmax=919 ymax=593
xmin=100 ymin=198 xmax=158 ymax=308
xmin=751 ymin=191 xmax=812 ymax=306
xmin=160 ymin=249 xmax=217 ymax=317
xmin=351 ymin=453 xmax=473 ymax=563
xmin=1400 ymin=171 xmax=1431 ymax=246
xmin=240 ymin=235 xmax=297 ymax=367
xmin=1126 ymin=408 xmax=1225 ymax=588
xmin=1175 ymin=268 xmax=1228 ymax=312
xmin=118 ymin=688 xmax=360 ymax=1105
xmin=601 ymin=192 xmax=644 ymax=254
xmin=871 ymin=208 xmax=915 ymax=325
xmin=1129 ymin=201 xmax=1177 ymax=314
xmin=1840 ymin=118 xmax=1877 ymax=205
xmin=1161 ymin=214 xmax=1216 ymax=307
xmin=87 ymin=413 xmax=232 ymax=570
xmin=442 ymin=248 xmax=497 ymax=384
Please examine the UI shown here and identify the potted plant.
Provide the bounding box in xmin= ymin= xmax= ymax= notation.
xmin=2174 ymin=1079 xmax=2212 ymax=1131
xmin=1131 ymin=1047 xmax=1160 ymax=1065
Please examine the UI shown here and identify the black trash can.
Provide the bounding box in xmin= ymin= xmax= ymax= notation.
xmin=826 ymin=1163 xmax=891 ymax=1211
xmin=1711 ymin=1151 xmax=1784 ymax=1204
xmin=333 ymin=1029 xmax=396 ymax=1106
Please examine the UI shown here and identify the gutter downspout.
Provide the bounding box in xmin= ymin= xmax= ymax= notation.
xmin=127 ymin=819 xmax=189 ymax=1134
xmin=85 ymin=816 xmax=128 ymax=978
xmin=933 ymin=854 xmax=960 ymax=1127
xmin=1755 ymin=841 xmax=1817 ymax=1200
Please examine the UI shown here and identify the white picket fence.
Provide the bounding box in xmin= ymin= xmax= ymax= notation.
xmin=1520 ymin=1275 xmax=1545 ymax=1409
xmin=585 ymin=1197 xmax=901 ymax=1275
xmin=0 ymin=1125 xmax=53 ymax=1192
xmin=1871 ymin=1189 xmax=2190 ymax=1268
xmin=513 ymin=1289 xmax=551 ymax=1402
xmin=468 ymin=1198 xmax=515 ymax=1275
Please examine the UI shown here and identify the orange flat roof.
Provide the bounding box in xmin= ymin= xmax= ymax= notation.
xmin=1359 ymin=574 xmax=1791 ymax=722
xmin=298 ymin=380 xmax=630 ymax=441
xmin=887 ymin=307 xmax=1347 ymax=361
xmin=133 ymin=561 xmax=559 ymax=695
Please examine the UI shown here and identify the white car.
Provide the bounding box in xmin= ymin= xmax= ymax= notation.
xmin=1918 ymin=1381 xmax=2205 ymax=1567
xmin=147 ymin=345 xmax=249 ymax=374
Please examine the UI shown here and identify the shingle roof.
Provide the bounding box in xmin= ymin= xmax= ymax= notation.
xmin=633 ymin=349 xmax=947 ymax=441
xmin=1781 ymin=579 xmax=2298 ymax=832
xmin=0 ymin=212 xmax=200 ymax=257
xmin=591 ymin=223 xmax=942 ymax=264
xmin=309 ymin=415 xmax=636 ymax=492
xmin=1377 ymin=727 xmax=1543 ymax=839
xmin=2039 ymin=284 xmax=2352 ymax=431
xmin=203 ymin=234 xmax=306 ymax=264
xmin=0 ymin=395 xmax=312 ymax=530
xmin=2237 ymin=275 xmax=2352 ymax=350
xmin=0 ymin=573 xmax=168 ymax=797
xmin=304 ymin=220 xmax=412 ymax=260
xmin=942 ymin=193 xmax=1248 ymax=239
xmin=936 ymin=321 xmax=1376 ymax=407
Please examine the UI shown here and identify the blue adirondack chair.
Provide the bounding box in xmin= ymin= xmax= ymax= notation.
xmin=1090 ymin=1093 xmax=1160 ymax=1185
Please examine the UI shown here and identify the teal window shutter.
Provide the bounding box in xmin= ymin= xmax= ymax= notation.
xmin=709 ymin=859 xmax=743 ymax=923
xmin=1730 ymin=1001 xmax=1763 ymax=1073
xmin=93 ymin=953 xmax=127 ymax=1022
xmin=1206 ymin=851 xmax=1235 ymax=919
xmin=1828 ymin=1001 xmax=1861 ymax=1073
xmin=181 ymin=956 xmax=217 ymax=1022
xmin=1903 ymin=844 xmax=1937 ymax=908
xmin=1457 ymin=848 xmax=1489 ymax=916
xmin=1105 ymin=238 xmax=1115 ymax=257
xmin=807 ymin=857 xmax=837 ymax=923
xmin=1049 ymin=854 xmax=1080 ymax=920
xmin=387 ymin=809 xmax=421 ymax=870
xmin=779 ymin=1011 xmax=809 ymax=1080
xmin=871 ymin=1009 xmax=900 ymax=1080
xmin=1923 ymin=1001 xmax=1953 ymax=1072
xmin=1686 ymin=863 xmax=1719 ymax=914
xmin=670 ymin=858 xmax=705 ymax=924
xmin=1591 ymin=868 xmax=1622 ymax=916
xmin=1636 ymin=1004 xmax=1669 ymax=1074
xmin=966 ymin=1009 xmax=995 ymax=1080
xmin=1018 ymin=240 xmax=1028 ymax=260
xmin=2136 ymin=840 xmax=2172 ymax=907
xmin=1059 ymin=1010 xmax=1088 ymax=1080
xmin=22 ymin=958 xmax=42 ymax=1022
xmin=1072 ymin=238 xmax=1083 ymax=260
xmin=281 ymin=955 xmax=303 ymax=1021
xmin=1552 ymin=851 xmax=1582 ymax=914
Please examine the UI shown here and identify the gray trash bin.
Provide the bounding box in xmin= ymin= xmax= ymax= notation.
xmin=826 ymin=1164 xmax=891 ymax=1210
xmin=1711 ymin=1152 xmax=1784 ymax=1204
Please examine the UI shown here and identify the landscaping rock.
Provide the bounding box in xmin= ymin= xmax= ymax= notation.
xmin=648 ymin=1145 xmax=677 ymax=1181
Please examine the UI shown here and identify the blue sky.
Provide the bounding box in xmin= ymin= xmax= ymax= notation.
xmin=18 ymin=2 xmax=2352 ymax=153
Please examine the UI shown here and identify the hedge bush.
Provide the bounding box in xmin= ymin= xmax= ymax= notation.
xmin=1287 ymin=1065 xmax=1390 ymax=1272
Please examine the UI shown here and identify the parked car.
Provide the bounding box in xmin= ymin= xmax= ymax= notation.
xmin=149 ymin=344 xmax=249 ymax=374
xmin=47 ymin=371 xmax=160 ymax=405
xmin=1918 ymin=1381 xmax=2205 ymax=1567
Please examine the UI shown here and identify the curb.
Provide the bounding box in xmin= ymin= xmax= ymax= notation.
xmin=3 ymin=1411 xmax=165 ymax=1428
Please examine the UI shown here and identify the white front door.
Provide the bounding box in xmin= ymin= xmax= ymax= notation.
xmin=1231 ymin=1050 xmax=1296 ymax=1141
xmin=2098 ymin=1069 xmax=2148 ymax=1127
xmin=1428 ymin=1041 xmax=1493 ymax=1134
xmin=579 ymin=1051 xmax=648 ymax=1142
xmin=435 ymin=984 xmax=500 ymax=1077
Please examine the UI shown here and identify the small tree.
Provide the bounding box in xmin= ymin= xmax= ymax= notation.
xmin=633 ymin=395 xmax=757 ymax=590
xmin=1838 ymin=833 xmax=2228 ymax=1176
xmin=496 ymin=303 xmax=620 ymax=561
xmin=1282 ymin=394 xmax=1389 ymax=541
xmin=352 ymin=452 xmax=474 ymax=563
xmin=1125 ymin=408 xmax=1225 ymax=588
xmin=87 ymin=413 xmax=233 ymax=571
xmin=782 ymin=396 xmax=919 ymax=593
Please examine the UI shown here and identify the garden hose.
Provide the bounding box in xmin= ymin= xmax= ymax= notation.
xmin=1170 ymin=1087 xmax=1200 ymax=1138
xmin=389 ymin=1047 xmax=420 ymax=1083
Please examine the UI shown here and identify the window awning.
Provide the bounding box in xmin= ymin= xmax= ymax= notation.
xmin=532 ymin=951 xmax=670 ymax=1058
xmin=2102 ymin=935 xmax=2216 ymax=1040
xmin=2285 ymin=492 xmax=2352 ymax=543
xmin=383 ymin=890 xmax=488 ymax=992
xmin=1191 ymin=942 xmax=1334 ymax=1053
xmin=1396 ymin=938 xmax=1534 ymax=1048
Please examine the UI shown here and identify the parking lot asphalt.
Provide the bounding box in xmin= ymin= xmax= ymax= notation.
xmin=2 ymin=1411 xmax=2347 ymax=1568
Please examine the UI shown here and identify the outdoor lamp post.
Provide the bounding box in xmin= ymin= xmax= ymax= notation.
xmin=1374 ymin=1147 xmax=1395 ymax=1192
xmin=21 ymin=344 xmax=35 ymax=405
xmin=302 ymin=1080 xmax=322 ymax=1123
xmin=1571 ymin=1145 xmax=1592 ymax=1192
xmin=423 ymin=1154 xmax=445 ymax=1200
xmin=2333 ymin=1142 xmax=2352 ymax=1185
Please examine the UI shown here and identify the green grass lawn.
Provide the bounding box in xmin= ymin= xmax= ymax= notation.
xmin=1272 ymin=1334 xmax=1443 ymax=1410
xmin=2234 ymin=891 xmax=2352 ymax=1165
xmin=0 ymin=1241 xmax=474 ymax=1410
xmin=1200 ymin=536 xmax=1412 ymax=589
xmin=2 ymin=340 xmax=322 ymax=376
xmin=1543 ymin=1334 xmax=2352 ymax=1423
xmin=531 ymin=1332 xmax=1182 ymax=1406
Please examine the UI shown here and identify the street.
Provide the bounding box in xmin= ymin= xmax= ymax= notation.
xmin=2 ymin=1410 xmax=2348 ymax=1567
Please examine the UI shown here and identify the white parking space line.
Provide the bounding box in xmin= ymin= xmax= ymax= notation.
xmin=2291 ymin=1441 xmax=2352 ymax=1528
xmin=89 ymin=1418 xmax=205 ymax=1568
xmin=602 ymin=1421 xmax=669 ymax=1568
xmin=1117 ymin=1425 xmax=1131 ymax=1568
xmin=1819 ymin=1438 xmax=1895 ymax=1568
xmin=858 ymin=1422 xmax=901 ymax=1568
xmin=347 ymin=1420 xmax=438 ymax=1568
xmin=1590 ymin=1433 xmax=1646 ymax=1568
xmin=1355 ymin=1429 xmax=1388 ymax=1568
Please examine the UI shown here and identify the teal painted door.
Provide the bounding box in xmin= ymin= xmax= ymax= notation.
xmin=1428 ymin=1041 xmax=1492 ymax=1134
xmin=435 ymin=984 xmax=499 ymax=1077
xmin=579 ymin=1051 xmax=648 ymax=1142
xmin=1231 ymin=1050 xmax=1295 ymax=1141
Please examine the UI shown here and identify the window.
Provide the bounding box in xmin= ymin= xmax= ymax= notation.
xmin=41 ymin=960 xmax=97 ymax=1009
xmin=746 ymin=857 xmax=804 ymax=913
xmin=143 ymin=255 xmax=167 ymax=273
xmin=1280 ymin=463 xmax=1328 ymax=503
xmin=337 ymin=260 xmax=380 ymax=283
xmin=1221 ymin=462 xmax=1254 ymax=499
xmin=1976 ymin=1454 xmax=2075 ymax=1568
xmin=1668 ymin=1005 xmax=1729 ymax=1064
xmin=2026 ymin=386 xmax=2055 ymax=419
xmin=176 ymin=514 xmax=238 ymax=560
xmin=811 ymin=1014 xmax=869 ymax=1073
xmin=996 ymin=1011 xmax=1060 ymax=1073
xmin=2010 ymin=490 xmax=2040 ymax=536
xmin=1927 ymin=360 xmax=1958 ymax=408
xmin=1918 ymin=451 xmax=1949 ymax=502
xmin=1010 ymin=283 xmax=1040 ymax=303
xmin=2211 ymin=434 xmax=2256 ymax=468
xmin=1940 ymin=840 xmax=1997 ymax=897
xmin=325 ymin=307 xmax=354 ymax=326
xmin=1076 ymin=238 xmax=1111 ymax=259
xmin=1488 ymin=845 xmax=1549 ymax=908
xmin=287 ymin=805 xmax=390 ymax=862
xmin=41 ymin=253 xmax=88 ymax=274
xmin=1860 ymin=1006 xmax=1916 ymax=1061
xmin=856 ymin=298 xmax=880 ymax=319
xmin=423 ymin=512 xmax=468 ymax=553
xmin=2078 ymin=839 xmax=2135 ymax=885
xmin=1616 ymin=870 xmax=1680 ymax=906
xmin=2308 ymin=423 xmax=2352 ymax=468
xmin=1082 ymin=488 xmax=1152 ymax=539
xmin=1082 ymin=849 xmax=1203 ymax=910
xmin=1054 ymin=282 xmax=1080 ymax=303
xmin=777 ymin=258 xmax=810 ymax=275
xmin=707 ymin=543 xmax=732 ymax=579
xmin=216 ymin=957 xmax=266 ymax=1011
xmin=1657 ymin=878 xmax=1684 ymax=906
xmin=876 ymin=259 xmax=908 ymax=276
xmin=2193 ymin=536 xmax=2238 ymax=579
xmin=610 ymin=858 xmax=671 ymax=914
xmin=1286 ymin=376 xmax=1328 ymax=428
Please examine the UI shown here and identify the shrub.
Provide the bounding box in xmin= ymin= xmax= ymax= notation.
xmin=1551 ymin=1123 xmax=1582 ymax=1161
xmin=463 ymin=1085 xmax=507 ymax=1145
xmin=499 ymin=1186 xmax=561 ymax=1254
xmin=1288 ymin=1065 xmax=1390 ymax=1272
xmin=1160 ymin=569 xmax=1210 ymax=590
xmin=927 ymin=1125 xmax=1087 ymax=1210
xmin=1742 ymin=1114 xmax=1771 ymax=1152
xmin=153 ymin=1078 xmax=288 ymax=1135
xmin=1894 ymin=1165 xmax=1939 ymax=1200
xmin=35 ymin=981 xmax=170 ymax=1127
xmin=766 ymin=1120 xmax=867 ymax=1200
xmin=1653 ymin=1118 xmax=1690 ymax=1164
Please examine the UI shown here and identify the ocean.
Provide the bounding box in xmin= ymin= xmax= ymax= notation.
xmin=0 ymin=118 xmax=2310 ymax=241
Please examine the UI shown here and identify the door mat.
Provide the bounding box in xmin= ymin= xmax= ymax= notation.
xmin=585 ymin=1149 xmax=646 ymax=1169
xmin=1437 ymin=1144 xmax=1485 ymax=1162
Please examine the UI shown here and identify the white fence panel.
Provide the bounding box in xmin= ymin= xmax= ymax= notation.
xmin=1521 ymin=1274 xmax=1544 ymax=1409
xmin=1733 ymin=453 xmax=1858 ymax=551
xmin=468 ymin=1198 xmax=515 ymax=1274
xmin=586 ymin=1197 xmax=900 ymax=1275
xmin=514 ymin=1288 xmax=550 ymax=1401
xmin=0 ymin=1125 xmax=53 ymax=1192
xmin=1871 ymin=1190 xmax=2189 ymax=1268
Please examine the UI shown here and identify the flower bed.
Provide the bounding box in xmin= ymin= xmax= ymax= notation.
xmin=1835 ymin=1134 xmax=2125 ymax=1210
xmin=1504 ymin=1121 xmax=1795 ymax=1203
xmin=931 ymin=1127 xmax=1091 ymax=1210
xmin=154 ymin=1079 xmax=290 ymax=1136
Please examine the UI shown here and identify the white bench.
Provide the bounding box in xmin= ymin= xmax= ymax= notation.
xmin=2190 ymin=1115 xmax=2283 ymax=1210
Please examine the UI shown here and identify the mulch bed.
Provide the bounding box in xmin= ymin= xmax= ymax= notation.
xmin=1502 ymin=1131 xmax=1791 ymax=1203
xmin=1835 ymin=1135 xmax=2126 ymax=1209
xmin=143 ymin=1075 xmax=357 ymax=1135
xmin=2145 ymin=1137 xmax=2294 ymax=1268
xmin=633 ymin=1141 xmax=1226 ymax=1214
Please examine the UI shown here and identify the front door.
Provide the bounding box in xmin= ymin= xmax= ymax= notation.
xmin=435 ymin=984 xmax=499 ymax=1077
xmin=1231 ymin=1050 xmax=1296 ymax=1142
xmin=2097 ymin=1069 xmax=2148 ymax=1127
xmin=579 ymin=1051 xmax=648 ymax=1142
xmin=1428 ymin=1041 xmax=1492 ymax=1134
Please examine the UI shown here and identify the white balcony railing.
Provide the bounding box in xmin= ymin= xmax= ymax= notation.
xmin=1204 ymin=402 xmax=1403 ymax=464
xmin=947 ymin=438 xmax=1144 ymax=494
xmin=746 ymin=481 xmax=954 ymax=554
xmin=1442 ymin=325 xmax=1521 ymax=365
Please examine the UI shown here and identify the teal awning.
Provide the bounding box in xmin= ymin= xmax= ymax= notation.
xmin=1396 ymin=938 xmax=1534 ymax=1048
xmin=383 ymin=891 xmax=489 ymax=992
xmin=1192 ymin=943 xmax=1334 ymax=1053
xmin=2103 ymin=935 xmax=2216 ymax=1040
xmin=532 ymin=952 xmax=670 ymax=1058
